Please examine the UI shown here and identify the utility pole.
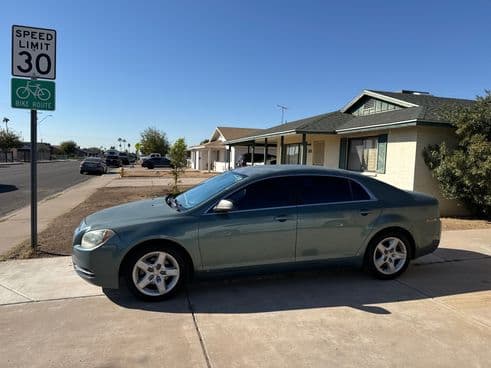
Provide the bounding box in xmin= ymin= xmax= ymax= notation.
xmin=277 ymin=104 xmax=288 ymax=124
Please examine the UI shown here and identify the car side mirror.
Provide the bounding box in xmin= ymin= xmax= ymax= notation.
xmin=213 ymin=199 xmax=234 ymax=213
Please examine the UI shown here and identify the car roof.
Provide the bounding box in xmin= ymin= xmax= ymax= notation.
xmin=233 ymin=165 xmax=358 ymax=179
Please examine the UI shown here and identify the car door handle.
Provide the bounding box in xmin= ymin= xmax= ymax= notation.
xmin=274 ymin=216 xmax=288 ymax=222
xmin=360 ymin=209 xmax=372 ymax=216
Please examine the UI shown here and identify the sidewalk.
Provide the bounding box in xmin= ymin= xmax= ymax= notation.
xmin=0 ymin=174 xmax=115 ymax=255
xmin=107 ymin=176 xmax=207 ymax=187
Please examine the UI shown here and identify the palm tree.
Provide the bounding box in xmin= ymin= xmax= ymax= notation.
xmin=127 ymin=143 xmax=131 ymax=153
xmin=3 ymin=117 xmax=10 ymax=132
xmin=117 ymin=137 xmax=122 ymax=150
xmin=122 ymin=139 xmax=127 ymax=152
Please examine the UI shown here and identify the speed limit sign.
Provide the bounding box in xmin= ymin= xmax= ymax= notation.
xmin=12 ymin=25 xmax=56 ymax=80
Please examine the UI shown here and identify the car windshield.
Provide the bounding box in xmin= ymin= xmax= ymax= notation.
xmin=175 ymin=171 xmax=246 ymax=210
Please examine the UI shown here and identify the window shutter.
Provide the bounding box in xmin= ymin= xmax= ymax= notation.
xmin=376 ymin=134 xmax=388 ymax=173
xmin=339 ymin=138 xmax=348 ymax=169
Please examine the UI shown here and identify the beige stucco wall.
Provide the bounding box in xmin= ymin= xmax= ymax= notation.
xmin=413 ymin=125 xmax=467 ymax=216
xmin=337 ymin=128 xmax=417 ymax=191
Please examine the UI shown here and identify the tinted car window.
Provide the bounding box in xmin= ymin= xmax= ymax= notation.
xmin=227 ymin=177 xmax=297 ymax=211
xmin=298 ymin=176 xmax=352 ymax=204
xmin=349 ymin=180 xmax=371 ymax=200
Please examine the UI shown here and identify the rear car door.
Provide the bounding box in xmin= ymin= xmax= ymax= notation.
xmin=198 ymin=177 xmax=298 ymax=270
xmin=295 ymin=175 xmax=381 ymax=260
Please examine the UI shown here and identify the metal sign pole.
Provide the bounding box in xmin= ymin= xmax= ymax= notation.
xmin=30 ymin=106 xmax=37 ymax=249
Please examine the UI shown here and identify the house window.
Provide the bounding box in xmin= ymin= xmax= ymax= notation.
xmin=348 ymin=137 xmax=378 ymax=172
xmin=284 ymin=144 xmax=300 ymax=164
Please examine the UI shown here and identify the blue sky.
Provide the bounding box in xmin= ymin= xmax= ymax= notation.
xmin=1 ymin=0 xmax=490 ymax=149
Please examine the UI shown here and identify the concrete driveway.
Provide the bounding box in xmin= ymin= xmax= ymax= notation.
xmin=0 ymin=229 xmax=490 ymax=368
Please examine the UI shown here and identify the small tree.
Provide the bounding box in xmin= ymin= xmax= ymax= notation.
xmin=423 ymin=91 xmax=491 ymax=217
xmin=140 ymin=127 xmax=169 ymax=155
xmin=0 ymin=129 xmax=22 ymax=161
xmin=134 ymin=142 xmax=141 ymax=157
xmin=59 ymin=140 xmax=78 ymax=156
xmin=168 ymin=138 xmax=188 ymax=194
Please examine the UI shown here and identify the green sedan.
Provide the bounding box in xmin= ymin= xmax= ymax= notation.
xmin=72 ymin=165 xmax=441 ymax=301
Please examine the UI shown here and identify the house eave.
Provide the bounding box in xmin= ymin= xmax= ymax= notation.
xmin=335 ymin=119 xmax=452 ymax=134
xmin=225 ymin=130 xmax=297 ymax=144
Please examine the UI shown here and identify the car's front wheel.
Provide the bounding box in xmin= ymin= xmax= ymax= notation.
xmin=125 ymin=245 xmax=186 ymax=301
xmin=366 ymin=233 xmax=411 ymax=279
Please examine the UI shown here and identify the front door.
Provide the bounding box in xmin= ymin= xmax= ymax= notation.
xmin=313 ymin=141 xmax=325 ymax=166
xmin=198 ymin=177 xmax=298 ymax=270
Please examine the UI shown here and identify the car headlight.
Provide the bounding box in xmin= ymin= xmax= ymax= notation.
xmin=80 ymin=229 xmax=115 ymax=249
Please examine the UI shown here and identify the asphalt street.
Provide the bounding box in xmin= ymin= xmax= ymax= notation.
xmin=0 ymin=161 xmax=92 ymax=217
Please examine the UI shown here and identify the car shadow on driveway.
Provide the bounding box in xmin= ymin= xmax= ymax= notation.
xmin=0 ymin=184 xmax=18 ymax=193
xmin=103 ymin=248 xmax=491 ymax=315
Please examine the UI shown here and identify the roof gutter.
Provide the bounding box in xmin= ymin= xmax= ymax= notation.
xmin=335 ymin=119 xmax=452 ymax=134
xmin=225 ymin=129 xmax=297 ymax=144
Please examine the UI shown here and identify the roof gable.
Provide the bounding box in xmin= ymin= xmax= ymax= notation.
xmin=213 ymin=126 xmax=263 ymax=141
xmin=341 ymin=90 xmax=418 ymax=113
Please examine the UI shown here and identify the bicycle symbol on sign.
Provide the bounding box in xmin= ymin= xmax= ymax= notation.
xmin=15 ymin=81 xmax=51 ymax=101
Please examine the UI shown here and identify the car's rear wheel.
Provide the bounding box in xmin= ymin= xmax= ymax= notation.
xmin=125 ymin=245 xmax=186 ymax=301
xmin=366 ymin=233 xmax=411 ymax=279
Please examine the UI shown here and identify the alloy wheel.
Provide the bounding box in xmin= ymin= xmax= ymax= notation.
xmin=372 ymin=237 xmax=407 ymax=275
xmin=132 ymin=251 xmax=180 ymax=296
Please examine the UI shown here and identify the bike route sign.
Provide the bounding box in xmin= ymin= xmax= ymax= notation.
xmin=11 ymin=78 xmax=55 ymax=111
xmin=12 ymin=25 xmax=56 ymax=80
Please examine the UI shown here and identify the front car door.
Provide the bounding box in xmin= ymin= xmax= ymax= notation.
xmin=198 ymin=176 xmax=298 ymax=270
xmin=295 ymin=175 xmax=381 ymax=260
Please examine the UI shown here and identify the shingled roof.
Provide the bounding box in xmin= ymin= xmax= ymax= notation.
xmin=225 ymin=90 xmax=475 ymax=142
xmin=216 ymin=127 xmax=263 ymax=141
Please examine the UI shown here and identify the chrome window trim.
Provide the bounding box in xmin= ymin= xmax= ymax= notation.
xmin=202 ymin=174 xmax=378 ymax=216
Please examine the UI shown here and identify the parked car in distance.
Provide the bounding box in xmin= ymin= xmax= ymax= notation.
xmin=80 ymin=157 xmax=107 ymax=175
xmin=141 ymin=157 xmax=172 ymax=169
xmin=140 ymin=152 xmax=161 ymax=161
xmin=105 ymin=155 xmax=122 ymax=167
xmin=236 ymin=153 xmax=276 ymax=167
xmin=118 ymin=152 xmax=130 ymax=165
xmin=72 ymin=165 xmax=441 ymax=301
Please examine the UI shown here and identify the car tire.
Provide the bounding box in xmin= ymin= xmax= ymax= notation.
xmin=124 ymin=244 xmax=187 ymax=301
xmin=147 ymin=164 xmax=154 ymax=170
xmin=365 ymin=232 xmax=411 ymax=280
xmin=80 ymin=170 xmax=84 ymax=174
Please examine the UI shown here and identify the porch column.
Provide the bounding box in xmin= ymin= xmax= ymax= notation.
xmin=227 ymin=146 xmax=231 ymax=170
xmin=251 ymin=142 xmax=255 ymax=165
xmin=302 ymin=133 xmax=307 ymax=165
xmin=264 ymin=138 xmax=268 ymax=164
xmin=207 ymin=148 xmax=211 ymax=172
xmin=280 ymin=136 xmax=285 ymax=164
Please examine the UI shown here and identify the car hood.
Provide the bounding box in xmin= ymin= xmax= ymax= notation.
xmin=84 ymin=197 xmax=178 ymax=228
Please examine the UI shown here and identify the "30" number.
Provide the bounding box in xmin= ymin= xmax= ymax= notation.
xmin=16 ymin=51 xmax=52 ymax=75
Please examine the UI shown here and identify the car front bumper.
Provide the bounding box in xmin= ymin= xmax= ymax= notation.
xmin=72 ymin=243 xmax=121 ymax=289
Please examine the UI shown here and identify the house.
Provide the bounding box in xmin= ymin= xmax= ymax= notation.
xmin=12 ymin=142 xmax=53 ymax=161
xmin=190 ymin=126 xmax=274 ymax=172
xmin=225 ymin=89 xmax=474 ymax=216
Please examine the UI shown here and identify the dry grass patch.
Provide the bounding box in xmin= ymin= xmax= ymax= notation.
xmin=120 ymin=167 xmax=217 ymax=178
xmin=1 ymin=186 xmax=180 ymax=261
xmin=441 ymin=217 xmax=491 ymax=231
